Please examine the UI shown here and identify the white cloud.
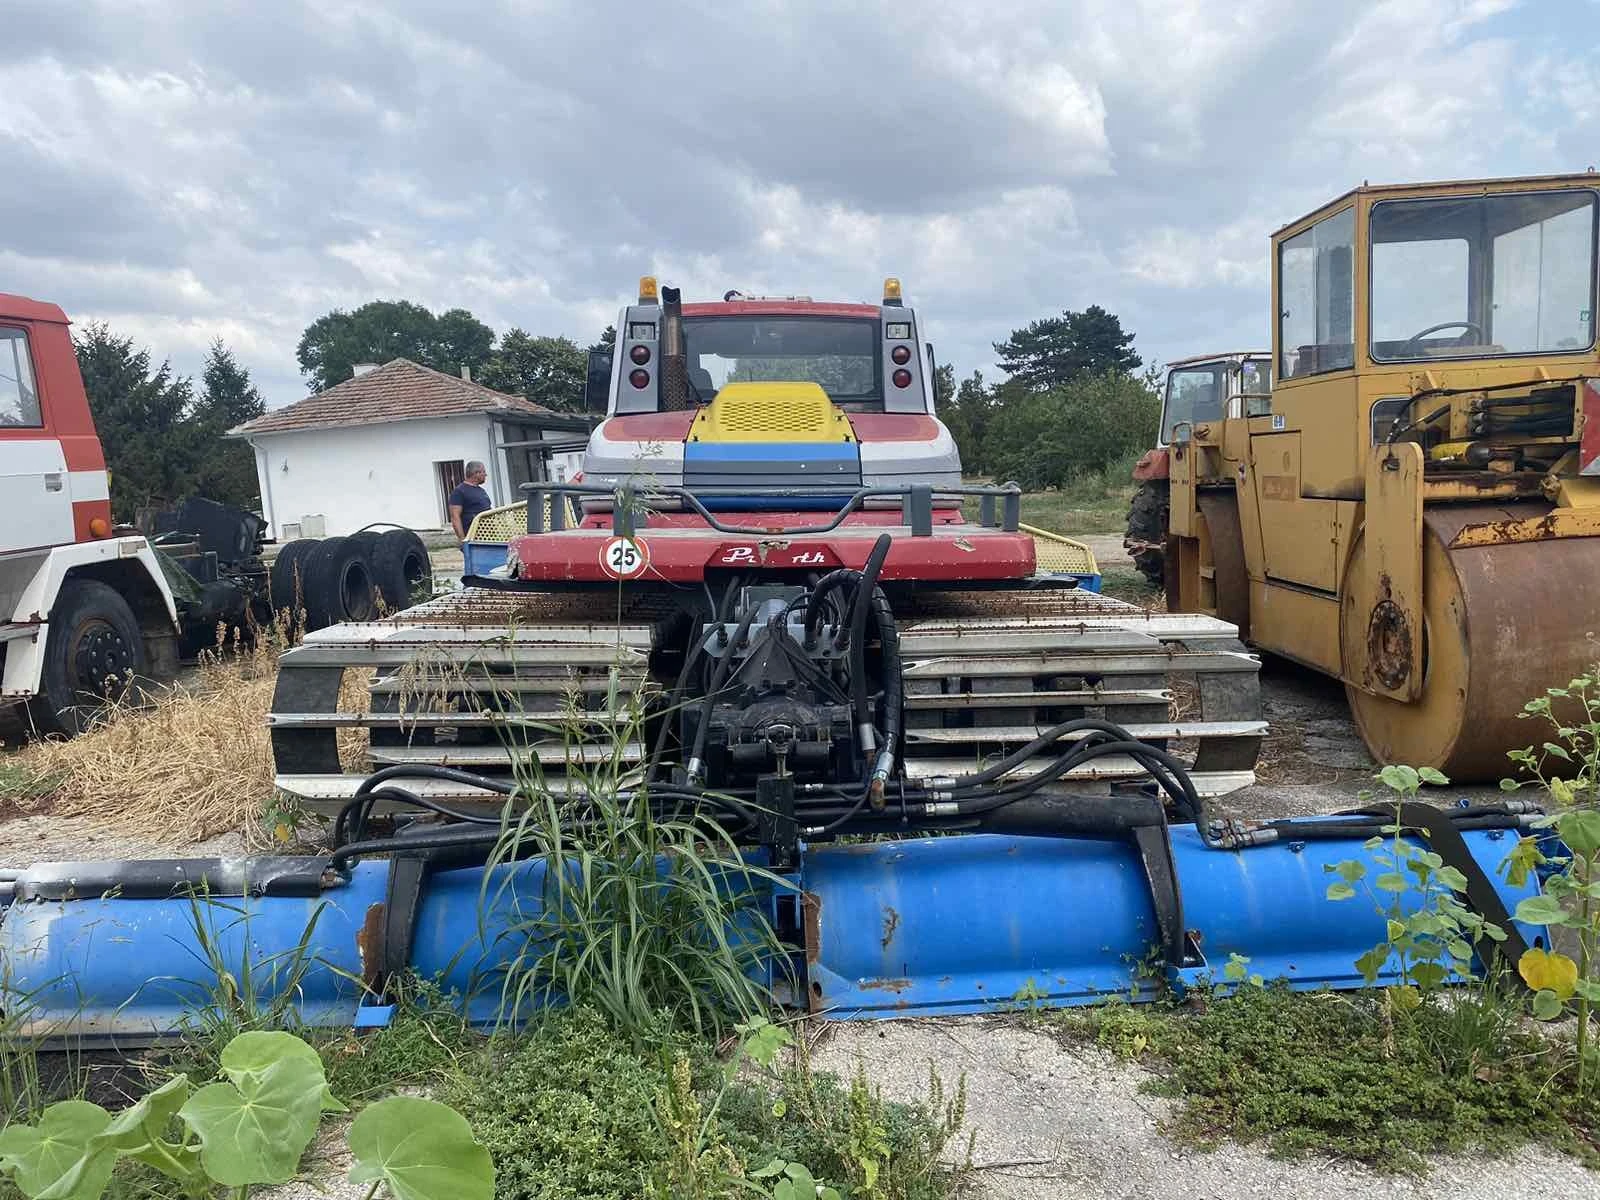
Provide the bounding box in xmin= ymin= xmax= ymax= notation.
xmin=0 ymin=0 xmax=1589 ymax=403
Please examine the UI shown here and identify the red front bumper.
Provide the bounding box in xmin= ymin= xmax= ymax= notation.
xmin=505 ymin=509 xmax=1036 ymax=584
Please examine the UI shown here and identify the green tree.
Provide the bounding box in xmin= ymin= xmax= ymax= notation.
xmin=932 ymin=361 xmax=955 ymax=411
xmin=480 ymin=330 xmax=588 ymax=411
xmin=434 ymin=307 xmax=498 ymax=380
xmin=190 ymin=341 xmax=266 ymax=508
xmin=296 ymin=300 xmax=496 ymax=392
xmin=993 ymin=305 xmax=1140 ymax=390
xmin=590 ymin=325 xmax=617 ymax=355
xmin=946 ymin=370 xmax=993 ymax=474
xmin=73 ymin=323 xmax=196 ymax=518
xmin=983 ymin=371 xmax=1160 ymax=490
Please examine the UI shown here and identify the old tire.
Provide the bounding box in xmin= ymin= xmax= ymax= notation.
xmin=1124 ymin=479 xmax=1169 ymax=587
xmin=302 ymin=536 xmax=377 ymax=628
xmin=347 ymin=530 xmax=382 ymax=559
xmin=269 ymin=538 xmax=320 ymax=616
xmin=32 ymin=578 xmax=149 ymax=737
xmin=370 ymin=529 xmax=432 ymax=612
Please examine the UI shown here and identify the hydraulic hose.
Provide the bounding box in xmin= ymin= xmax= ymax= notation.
xmin=336 ymin=764 xmax=517 ymax=846
xmin=648 ymin=587 xmax=723 ymax=782
xmin=803 ymin=568 xmax=859 ymax=646
xmin=865 ymin=586 xmax=902 ymax=805
xmin=848 ymin=534 xmax=893 ymax=763
xmin=687 ymin=597 xmax=762 ymax=783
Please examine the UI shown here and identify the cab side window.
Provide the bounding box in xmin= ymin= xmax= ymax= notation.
xmin=1279 ymin=208 xmax=1355 ymax=378
xmin=0 ymin=327 xmax=41 ymax=427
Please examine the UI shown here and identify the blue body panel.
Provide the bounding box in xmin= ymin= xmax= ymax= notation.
xmin=0 ymin=821 xmax=1544 ymax=1040
xmin=682 ymin=440 xmax=862 ymax=506
xmin=462 ymin=542 xmax=509 ymax=577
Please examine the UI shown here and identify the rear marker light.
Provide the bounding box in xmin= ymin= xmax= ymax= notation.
xmin=891 ymin=345 xmax=911 ymax=365
xmin=892 ymin=368 xmax=913 ymax=388
xmin=630 ymin=344 xmax=651 ymax=365
xmin=629 ymin=368 xmax=650 ymax=389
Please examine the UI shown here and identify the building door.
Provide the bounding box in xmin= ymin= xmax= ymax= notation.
xmin=434 ymin=459 xmax=465 ymax=524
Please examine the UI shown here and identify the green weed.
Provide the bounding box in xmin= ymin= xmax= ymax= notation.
xmin=1053 ymin=986 xmax=1591 ymax=1175
xmin=479 ymin=687 xmax=791 ymax=1041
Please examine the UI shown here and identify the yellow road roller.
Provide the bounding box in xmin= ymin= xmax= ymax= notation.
xmin=1166 ymin=172 xmax=1600 ymax=778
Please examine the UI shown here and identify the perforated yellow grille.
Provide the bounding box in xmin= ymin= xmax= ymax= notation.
xmin=1021 ymin=523 xmax=1099 ymax=576
xmin=466 ymin=498 xmax=576 ymax=544
xmin=689 ymin=382 xmax=855 ymax=443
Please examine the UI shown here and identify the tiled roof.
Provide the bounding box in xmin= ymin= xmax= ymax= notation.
xmin=229 ymin=358 xmax=560 ymax=437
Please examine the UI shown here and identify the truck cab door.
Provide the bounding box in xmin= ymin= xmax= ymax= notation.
xmin=0 ymin=325 xmax=74 ymax=553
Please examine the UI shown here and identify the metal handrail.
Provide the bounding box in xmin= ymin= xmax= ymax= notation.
xmin=517 ymin=480 xmax=1023 ymax=538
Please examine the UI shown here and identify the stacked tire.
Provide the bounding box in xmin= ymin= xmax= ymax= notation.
xmin=1124 ymin=480 xmax=1169 ymax=588
xmin=268 ymin=529 xmax=431 ymax=631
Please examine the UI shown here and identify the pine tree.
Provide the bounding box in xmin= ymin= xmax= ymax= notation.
xmin=192 ymin=341 xmax=267 ymax=508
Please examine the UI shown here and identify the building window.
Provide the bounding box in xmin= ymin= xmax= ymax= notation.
xmin=1279 ymin=207 xmax=1355 ymax=379
xmin=0 ymin=327 xmax=41 ymax=427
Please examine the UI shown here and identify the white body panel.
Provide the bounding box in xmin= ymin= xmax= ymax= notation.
xmin=245 ymin=415 xmax=502 ymax=540
xmin=0 ymin=537 xmax=179 ymax=701
xmin=858 ymin=422 xmax=963 ymax=489
xmin=580 ymin=418 xmax=687 ymax=490
xmin=0 ymin=437 xmax=73 ymax=552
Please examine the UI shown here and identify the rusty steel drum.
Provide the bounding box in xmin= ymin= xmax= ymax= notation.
xmin=1341 ymin=503 xmax=1600 ymax=780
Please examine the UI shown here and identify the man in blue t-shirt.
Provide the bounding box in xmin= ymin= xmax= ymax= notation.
xmin=448 ymin=460 xmax=492 ymax=541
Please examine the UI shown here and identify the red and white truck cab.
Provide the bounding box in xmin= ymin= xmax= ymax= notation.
xmin=0 ymin=294 xmax=179 ymax=733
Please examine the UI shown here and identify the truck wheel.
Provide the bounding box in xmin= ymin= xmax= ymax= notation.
xmin=33 ymin=578 xmax=149 ymax=737
xmin=370 ymin=529 xmax=432 ymax=612
xmin=1124 ymin=480 xmax=1169 ymax=587
xmin=302 ymin=536 xmax=377 ymax=628
xmin=269 ymin=538 xmax=320 ymax=617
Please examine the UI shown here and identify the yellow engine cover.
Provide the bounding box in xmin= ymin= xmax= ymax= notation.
xmin=688 ymin=381 xmax=857 ymax=443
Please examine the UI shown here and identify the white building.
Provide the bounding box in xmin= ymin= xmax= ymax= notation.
xmin=231 ymin=359 xmax=591 ymax=539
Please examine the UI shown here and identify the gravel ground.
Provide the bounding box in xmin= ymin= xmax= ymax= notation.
xmin=810 ymin=1018 xmax=1592 ymax=1200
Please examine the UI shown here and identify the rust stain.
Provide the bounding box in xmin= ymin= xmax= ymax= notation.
xmin=1365 ymin=573 xmax=1414 ymax=693
xmin=1456 ymin=511 xmax=1561 ymax=547
xmin=802 ymin=891 xmax=823 ymax=1014
xmin=1260 ymin=474 xmax=1296 ymax=501
xmin=880 ymin=906 xmax=901 ymax=950
xmin=859 ymin=977 xmax=914 ymax=993
xmin=357 ymin=902 xmax=386 ymax=991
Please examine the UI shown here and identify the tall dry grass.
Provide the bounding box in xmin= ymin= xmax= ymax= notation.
xmin=11 ymin=629 xmax=280 ymax=841
xmin=7 ymin=615 xmax=370 ymax=844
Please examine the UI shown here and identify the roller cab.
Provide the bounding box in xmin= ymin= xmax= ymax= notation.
xmin=1168 ymin=173 xmax=1600 ymax=776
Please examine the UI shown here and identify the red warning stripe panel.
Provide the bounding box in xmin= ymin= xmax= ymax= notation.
xmin=72 ymin=498 xmax=112 ymax=542
xmin=847 ymin=413 xmax=941 ymax=443
xmin=602 ymin=412 xmax=697 ymax=440
xmin=1581 ymin=380 xmax=1600 ymax=476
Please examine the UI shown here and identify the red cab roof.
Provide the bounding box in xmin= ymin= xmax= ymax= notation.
xmin=0 ymin=293 xmax=70 ymax=324
xmin=680 ymin=300 xmax=882 ymax=319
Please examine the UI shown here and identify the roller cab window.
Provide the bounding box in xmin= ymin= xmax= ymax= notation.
xmin=1279 ymin=208 xmax=1355 ymax=379
xmin=1369 ymin=190 xmax=1597 ymax=363
xmin=1162 ymin=364 xmax=1226 ymax=443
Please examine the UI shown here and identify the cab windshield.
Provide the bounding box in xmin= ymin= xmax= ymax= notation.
xmin=682 ymin=316 xmax=882 ymax=409
xmin=1162 ymin=363 xmax=1226 ymax=442
xmin=1370 ymin=190 xmax=1598 ymax=362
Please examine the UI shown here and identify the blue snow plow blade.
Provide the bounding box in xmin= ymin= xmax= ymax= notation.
xmin=0 ymin=810 xmax=1549 ymax=1044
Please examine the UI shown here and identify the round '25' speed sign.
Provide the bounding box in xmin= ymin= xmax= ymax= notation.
xmin=599 ymin=536 xmax=649 ymax=579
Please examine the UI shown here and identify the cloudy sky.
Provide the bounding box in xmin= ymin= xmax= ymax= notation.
xmin=4 ymin=0 xmax=1596 ymax=406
